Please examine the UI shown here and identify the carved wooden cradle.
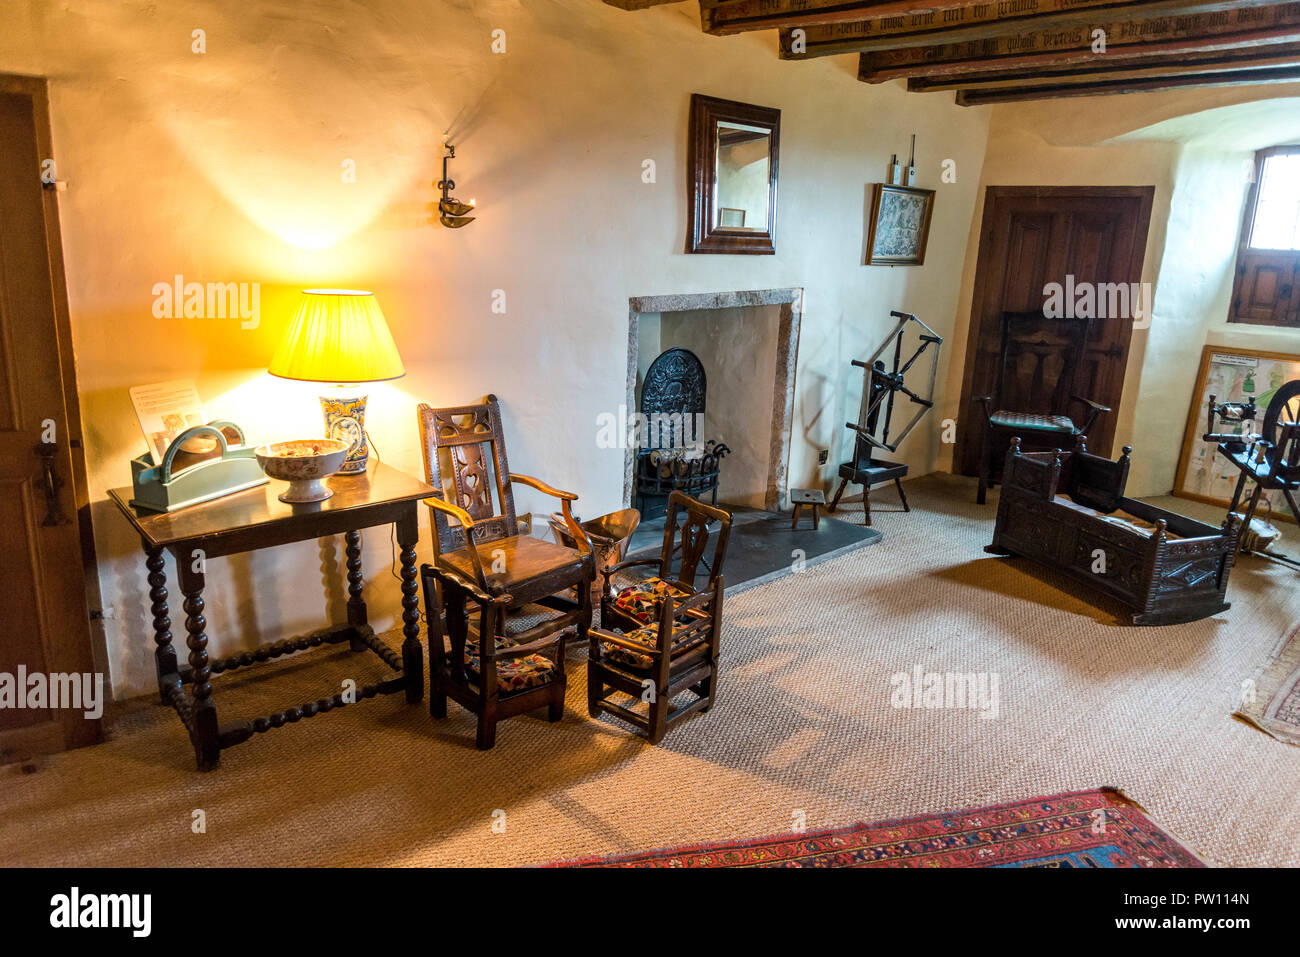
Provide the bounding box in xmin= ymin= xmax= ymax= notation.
xmin=986 ymin=438 xmax=1241 ymax=626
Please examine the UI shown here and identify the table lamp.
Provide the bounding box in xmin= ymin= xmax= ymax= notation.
xmin=267 ymin=289 xmax=405 ymax=475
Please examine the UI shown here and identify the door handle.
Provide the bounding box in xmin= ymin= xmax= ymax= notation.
xmin=34 ymin=441 xmax=70 ymax=526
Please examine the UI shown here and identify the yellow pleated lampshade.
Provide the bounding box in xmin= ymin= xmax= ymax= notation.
xmin=268 ymin=289 xmax=405 ymax=384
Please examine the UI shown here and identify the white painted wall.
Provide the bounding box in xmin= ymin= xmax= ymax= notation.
xmin=0 ymin=0 xmax=991 ymax=698
xmin=1136 ymin=146 xmax=1254 ymax=495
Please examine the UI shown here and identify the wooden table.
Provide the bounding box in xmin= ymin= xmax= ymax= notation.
xmin=109 ymin=463 xmax=434 ymax=771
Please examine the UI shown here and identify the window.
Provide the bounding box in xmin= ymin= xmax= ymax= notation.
xmin=1250 ymin=151 xmax=1300 ymax=250
xmin=1230 ymin=146 xmax=1300 ymax=327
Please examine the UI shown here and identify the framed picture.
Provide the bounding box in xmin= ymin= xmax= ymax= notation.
xmin=1173 ymin=344 xmax=1300 ymax=519
xmin=866 ymin=184 xmax=935 ymax=266
xmin=718 ymin=207 xmax=746 ymax=228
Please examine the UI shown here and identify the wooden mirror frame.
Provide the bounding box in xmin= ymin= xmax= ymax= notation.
xmin=686 ymin=94 xmax=780 ymax=255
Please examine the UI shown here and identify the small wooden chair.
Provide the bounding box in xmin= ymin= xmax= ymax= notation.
xmin=973 ymin=310 xmax=1109 ymax=504
xmin=416 ymin=394 xmax=594 ymax=748
xmin=588 ymin=491 xmax=731 ymax=743
xmin=420 ymin=564 xmax=569 ymax=749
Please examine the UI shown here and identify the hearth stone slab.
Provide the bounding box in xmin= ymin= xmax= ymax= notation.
xmin=624 ymin=505 xmax=880 ymax=596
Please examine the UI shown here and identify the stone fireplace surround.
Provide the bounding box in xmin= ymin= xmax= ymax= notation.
xmin=622 ymin=288 xmax=803 ymax=512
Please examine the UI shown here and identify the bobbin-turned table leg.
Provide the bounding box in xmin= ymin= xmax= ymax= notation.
xmin=145 ymin=542 xmax=180 ymax=705
xmin=396 ymin=509 xmax=424 ymax=704
xmin=178 ymin=553 xmax=220 ymax=771
xmin=344 ymin=529 xmax=368 ymax=652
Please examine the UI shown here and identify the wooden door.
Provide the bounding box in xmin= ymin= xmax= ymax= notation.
xmin=955 ymin=186 xmax=1154 ymax=476
xmin=0 ymin=75 xmax=100 ymax=758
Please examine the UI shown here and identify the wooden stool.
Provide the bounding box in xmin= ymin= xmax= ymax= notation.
xmin=790 ymin=487 xmax=826 ymax=529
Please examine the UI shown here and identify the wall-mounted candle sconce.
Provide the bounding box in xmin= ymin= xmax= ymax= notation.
xmin=436 ymin=144 xmax=476 ymax=228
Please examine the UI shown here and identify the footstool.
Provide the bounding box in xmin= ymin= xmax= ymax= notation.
xmin=790 ymin=488 xmax=826 ymax=530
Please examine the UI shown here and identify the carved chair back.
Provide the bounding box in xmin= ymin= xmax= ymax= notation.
xmin=994 ymin=310 xmax=1091 ymax=418
xmin=656 ymin=490 xmax=732 ymax=593
xmin=417 ymin=394 xmax=518 ymax=557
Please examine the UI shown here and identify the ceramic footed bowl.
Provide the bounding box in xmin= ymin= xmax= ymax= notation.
xmin=255 ymin=439 xmax=350 ymax=503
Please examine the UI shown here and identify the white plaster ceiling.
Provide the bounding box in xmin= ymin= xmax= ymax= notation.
xmin=1113 ymin=97 xmax=1300 ymax=150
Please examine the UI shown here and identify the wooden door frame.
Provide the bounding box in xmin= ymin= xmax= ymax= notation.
xmin=955 ymin=185 xmax=1155 ymax=475
xmin=0 ymin=73 xmax=101 ymax=754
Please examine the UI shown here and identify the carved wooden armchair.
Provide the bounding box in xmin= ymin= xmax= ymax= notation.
xmin=973 ymin=310 xmax=1109 ymax=504
xmin=416 ymin=394 xmax=594 ymax=748
xmin=587 ymin=491 xmax=731 ymax=744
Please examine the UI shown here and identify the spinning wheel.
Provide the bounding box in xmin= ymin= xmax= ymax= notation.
xmin=827 ymin=310 xmax=942 ymax=526
xmin=1262 ymin=379 xmax=1300 ymax=448
xmin=1207 ymin=380 xmax=1300 ymax=569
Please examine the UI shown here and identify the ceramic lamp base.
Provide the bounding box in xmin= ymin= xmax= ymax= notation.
xmin=319 ymin=393 xmax=369 ymax=474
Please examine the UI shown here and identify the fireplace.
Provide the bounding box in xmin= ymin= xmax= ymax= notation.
xmin=634 ymin=347 xmax=730 ymax=520
xmin=623 ymin=288 xmax=803 ymax=514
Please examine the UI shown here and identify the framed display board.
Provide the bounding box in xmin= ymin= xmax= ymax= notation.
xmin=865 ymin=184 xmax=935 ymax=266
xmin=1173 ymin=344 xmax=1300 ymax=520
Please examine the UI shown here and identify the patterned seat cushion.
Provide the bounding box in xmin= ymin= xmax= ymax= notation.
xmin=461 ymin=638 xmax=558 ymax=694
xmin=611 ymin=577 xmax=692 ymax=624
xmin=600 ymin=622 xmax=708 ymax=671
xmin=989 ymin=411 xmax=1076 ymax=433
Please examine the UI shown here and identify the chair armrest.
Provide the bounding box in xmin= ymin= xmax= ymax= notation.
xmin=426 ymin=563 xmax=505 ymax=607
xmin=508 ymin=473 xmax=577 ymax=501
xmin=1068 ymin=395 xmax=1110 ymax=436
xmin=424 ymin=495 xmax=475 ymax=530
xmin=601 ymin=557 xmax=661 ymax=581
xmin=423 ymin=496 xmax=490 ymax=591
xmin=1070 ymin=395 xmax=1111 ymax=413
xmin=508 ymin=473 xmax=592 ymax=557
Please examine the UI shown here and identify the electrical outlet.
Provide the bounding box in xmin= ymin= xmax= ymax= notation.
xmin=818 ymin=449 xmax=829 ymax=465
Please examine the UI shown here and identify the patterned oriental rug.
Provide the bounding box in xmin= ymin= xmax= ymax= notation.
xmin=1236 ymin=621 xmax=1300 ymax=746
xmin=549 ymin=789 xmax=1204 ymax=868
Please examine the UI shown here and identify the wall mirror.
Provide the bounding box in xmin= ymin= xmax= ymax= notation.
xmin=687 ymin=94 xmax=780 ymax=255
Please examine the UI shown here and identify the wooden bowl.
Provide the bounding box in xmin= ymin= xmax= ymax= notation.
xmin=255 ymin=439 xmax=349 ymax=503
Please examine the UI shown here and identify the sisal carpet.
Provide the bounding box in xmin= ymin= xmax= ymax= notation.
xmin=3 ymin=474 xmax=1299 ymax=867
xmin=547 ymin=788 xmax=1205 ymax=867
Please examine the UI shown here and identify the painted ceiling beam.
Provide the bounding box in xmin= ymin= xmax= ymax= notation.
xmin=855 ymin=7 xmax=1300 ymax=82
xmin=953 ymin=61 xmax=1300 ymax=102
xmin=767 ymin=0 xmax=1284 ymax=54
xmin=905 ymin=42 xmax=1300 ymax=90
xmin=602 ymin=0 xmax=687 ymax=9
